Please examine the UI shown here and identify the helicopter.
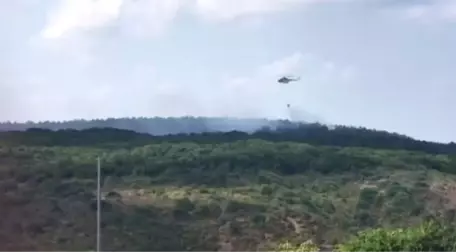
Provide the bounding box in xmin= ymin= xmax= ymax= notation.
xmin=278 ymin=75 xmax=300 ymax=113
xmin=277 ymin=75 xmax=300 ymax=84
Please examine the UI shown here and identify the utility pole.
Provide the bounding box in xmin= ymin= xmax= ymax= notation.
xmin=96 ymin=156 xmax=101 ymax=252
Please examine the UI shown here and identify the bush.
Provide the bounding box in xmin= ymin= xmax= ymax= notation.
xmin=174 ymin=198 xmax=195 ymax=212
xmin=260 ymin=184 xmax=274 ymax=195
xmin=276 ymin=240 xmax=319 ymax=252
xmin=337 ymin=221 xmax=456 ymax=251
xmin=357 ymin=188 xmax=378 ymax=210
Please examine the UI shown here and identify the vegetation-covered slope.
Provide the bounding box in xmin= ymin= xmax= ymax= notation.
xmin=1 ymin=117 xmax=455 ymax=155
xmin=0 ymin=124 xmax=455 ymax=250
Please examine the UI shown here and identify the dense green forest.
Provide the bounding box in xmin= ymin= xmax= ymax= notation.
xmin=0 ymin=117 xmax=275 ymax=134
xmin=0 ymin=118 xmax=456 ymax=251
xmin=1 ymin=117 xmax=455 ymax=154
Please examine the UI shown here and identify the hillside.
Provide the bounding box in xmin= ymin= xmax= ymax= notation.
xmin=0 ymin=125 xmax=456 ymax=250
xmin=1 ymin=117 xmax=455 ymax=155
xmin=0 ymin=117 xmax=277 ymax=134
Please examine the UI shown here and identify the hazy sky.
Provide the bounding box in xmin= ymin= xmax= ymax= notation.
xmin=0 ymin=0 xmax=455 ymax=142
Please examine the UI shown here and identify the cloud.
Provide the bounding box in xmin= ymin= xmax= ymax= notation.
xmin=40 ymin=0 xmax=186 ymax=40
xmin=193 ymin=0 xmax=353 ymax=21
xmin=31 ymin=32 xmax=98 ymax=67
xmin=119 ymin=0 xmax=185 ymax=38
xmin=401 ymin=0 xmax=456 ymax=23
xmin=40 ymin=0 xmax=355 ymax=40
xmin=41 ymin=0 xmax=123 ymax=39
xmin=193 ymin=0 xmax=301 ymax=21
xmin=2 ymin=1 xmax=357 ymax=123
xmin=258 ymin=52 xmax=305 ymax=77
xmin=0 ymin=67 xmax=24 ymax=121
xmin=38 ymin=0 xmax=456 ymax=44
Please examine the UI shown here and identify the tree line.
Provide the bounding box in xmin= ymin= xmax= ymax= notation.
xmin=0 ymin=117 xmax=454 ymax=155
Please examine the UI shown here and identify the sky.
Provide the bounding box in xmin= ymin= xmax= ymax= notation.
xmin=0 ymin=0 xmax=455 ymax=143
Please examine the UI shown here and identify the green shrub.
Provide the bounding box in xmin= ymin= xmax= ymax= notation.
xmin=276 ymin=240 xmax=319 ymax=252
xmin=260 ymin=184 xmax=274 ymax=195
xmin=337 ymin=221 xmax=456 ymax=251
xmin=357 ymin=187 xmax=378 ymax=210
xmin=174 ymin=198 xmax=195 ymax=212
xmin=252 ymin=214 xmax=267 ymax=227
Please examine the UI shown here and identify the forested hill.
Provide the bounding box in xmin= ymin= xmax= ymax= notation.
xmin=0 ymin=117 xmax=275 ymax=135
xmin=1 ymin=118 xmax=456 ymax=250
xmin=0 ymin=117 xmax=455 ymax=155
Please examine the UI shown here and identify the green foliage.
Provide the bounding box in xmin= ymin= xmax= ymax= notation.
xmin=0 ymin=126 xmax=456 ymax=250
xmin=357 ymin=188 xmax=378 ymax=210
xmin=260 ymin=184 xmax=275 ymax=195
xmin=6 ymin=138 xmax=453 ymax=184
xmin=276 ymin=240 xmax=320 ymax=252
xmin=175 ymin=198 xmax=196 ymax=212
xmin=337 ymin=221 xmax=456 ymax=251
xmin=1 ymin=116 xmax=455 ymax=156
xmin=272 ymin=222 xmax=456 ymax=252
